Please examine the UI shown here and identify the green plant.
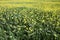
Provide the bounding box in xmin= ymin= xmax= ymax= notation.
xmin=0 ymin=7 xmax=60 ymax=40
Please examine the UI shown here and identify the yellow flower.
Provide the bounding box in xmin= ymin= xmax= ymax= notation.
xmin=13 ymin=30 xmax=16 ymax=32
xmin=40 ymin=28 xmax=42 ymax=31
xmin=10 ymin=36 xmax=12 ymax=38
xmin=29 ymin=27 xmax=33 ymax=32
xmin=50 ymin=18 xmax=53 ymax=21
xmin=57 ymin=22 xmax=60 ymax=26
xmin=24 ymin=19 xmax=27 ymax=23
xmin=26 ymin=27 xmax=28 ymax=30
xmin=4 ymin=31 xmax=6 ymax=33
xmin=54 ymin=34 xmax=58 ymax=37
xmin=42 ymin=20 xmax=45 ymax=22
xmin=18 ymin=28 xmax=21 ymax=30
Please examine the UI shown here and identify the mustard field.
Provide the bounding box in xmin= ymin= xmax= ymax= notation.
xmin=0 ymin=0 xmax=60 ymax=40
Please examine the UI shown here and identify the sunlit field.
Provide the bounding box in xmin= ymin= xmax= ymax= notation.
xmin=0 ymin=0 xmax=60 ymax=10
xmin=0 ymin=0 xmax=60 ymax=40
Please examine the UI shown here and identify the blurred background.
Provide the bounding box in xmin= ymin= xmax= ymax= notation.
xmin=0 ymin=0 xmax=60 ymax=10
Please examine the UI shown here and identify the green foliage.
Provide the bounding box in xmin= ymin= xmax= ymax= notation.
xmin=0 ymin=7 xmax=60 ymax=40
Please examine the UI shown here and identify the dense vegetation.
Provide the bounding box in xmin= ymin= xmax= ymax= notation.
xmin=0 ymin=7 xmax=60 ymax=40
